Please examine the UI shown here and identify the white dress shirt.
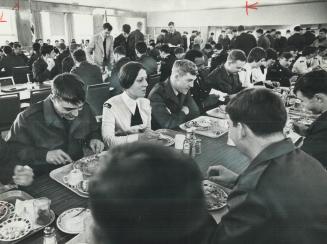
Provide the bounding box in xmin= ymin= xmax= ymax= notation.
xmin=102 ymin=92 xmax=152 ymax=147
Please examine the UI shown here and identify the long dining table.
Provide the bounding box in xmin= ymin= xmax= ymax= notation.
xmin=14 ymin=130 xmax=249 ymax=244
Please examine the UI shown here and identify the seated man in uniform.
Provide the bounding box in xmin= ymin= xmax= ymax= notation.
xmin=208 ymin=88 xmax=327 ymax=244
xmin=6 ymin=73 xmax=104 ymax=175
xmin=206 ymin=49 xmax=246 ymax=95
xmin=148 ymin=59 xmax=200 ymax=129
xmin=266 ymin=52 xmax=294 ymax=87
xmin=293 ymin=70 xmax=327 ymax=168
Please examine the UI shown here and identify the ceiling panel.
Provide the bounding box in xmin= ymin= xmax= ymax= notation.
xmin=34 ymin=0 xmax=323 ymax=12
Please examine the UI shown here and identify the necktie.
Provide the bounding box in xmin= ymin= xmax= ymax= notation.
xmin=131 ymin=104 xmax=143 ymax=126
xmin=103 ymin=38 xmax=107 ymax=62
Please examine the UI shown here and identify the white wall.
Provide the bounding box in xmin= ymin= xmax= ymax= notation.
xmin=147 ymin=2 xmax=327 ymax=27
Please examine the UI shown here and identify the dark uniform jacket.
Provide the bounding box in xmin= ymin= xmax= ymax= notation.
xmin=257 ymin=35 xmax=271 ymax=49
xmin=206 ymin=65 xmax=242 ymax=95
xmin=113 ymin=33 xmax=128 ymax=50
xmin=127 ymin=29 xmax=144 ymax=60
xmin=0 ymin=138 xmax=21 ymax=184
xmin=302 ymin=111 xmax=327 ymax=168
xmin=6 ymin=98 xmax=101 ymax=175
xmin=190 ymin=68 xmax=221 ymax=113
xmin=160 ymin=54 xmax=176 ymax=82
xmin=148 ymin=78 xmax=200 ymax=129
xmin=274 ymin=37 xmax=288 ymax=53
xmin=287 ymin=33 xmax=305 ymax=51
xmin=137 ymin=54 xmax=157 ymax=76
xmin=214 ymin=139 xmax=327 ymax=244
xmin=164 ymin=31 xmax=182 ymax=46
xmin=234 ymin=33 xmax=257 ymax=55
xmin=0 ymin=54 xmax=26 ymax=77
xmin=71 ymin=61 xmax=103 ymax=86
xmin=32 ymin=57 xmax=56 ymax=83
xmin=62 ymin=56 xmax=75 ymax=73
xmin=266 ymin=61 xmax=293 ymax=87
xmin=28 ymin=52 xmax=40 ymax=70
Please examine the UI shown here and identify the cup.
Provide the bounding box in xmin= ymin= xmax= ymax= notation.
xmin=63 ymin=169 xmax=83 ymax=187
xmin=174 ymin=134 xmax=186 ymax=150
xmin=34 ymin=197 xmax=51 ymax=226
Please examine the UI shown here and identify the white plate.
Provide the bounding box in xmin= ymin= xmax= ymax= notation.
xmin=147 ymin=134 xmax=175 ymax=147
xmin=0 ymin=217 xmax=32 ymax=241
xmin=0 ymin=201 xmax=15 ymax=221
xmin=203 ymin=180 xmax=228 ymax=211
xmin=57 ymin=208 xmax=90 ymax=234
xmin=0 ymin=204 xmax=8 ymax=222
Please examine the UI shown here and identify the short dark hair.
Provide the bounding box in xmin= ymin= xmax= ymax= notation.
xmin=161 ymin=29 xmax=168 ymax=34
xmin=72 ymin=49 xmax=86 ymax=62
xmin=168 ymin=21 xmax=174 ymax=26
xmin=204 ymin=44 xmax=212 ymax=50
xmin=256 ymin=29 xmax=264 ymax=35
xmin=32 ymin=42 xmax=41 ymax=52
xmin=302 ymin=46 xmax=317 ymax=56
xmin=51 ymin=73 xmax=85 ymax=104
xmin=247 ymin=47 xmax=267 ymax=63
xmin=226 ymin=88 xmax=287 ymax=136
xmin=279 ymin=52 xmax=293 ymax=60
xmin=119 ymin=62 xmax=145 ymax=89
xmin=41 ymin=45 xmax=54 ymax=56
xmin=293 ymin=70 xmax=327 ymax=98
xmin=122 ymin=24 xmax=131 ymax=34
xmin=210 ymin=32 xmax=214 ymax=35
xmin=275 ymin=31 xmax=281 ymax=35
xmin=13 ymin=43 xmax=21 ymax=49
xmin=69 ymin=43 xmax=79 ymax=53
xmin=227 ymin=49 xmax=247 ymax=62
xmin=174 ymin=47 xmax=184 ymax=55
xmin=114 ymin=46 xmax=126 ymax=56
xmin=3 ymin=46 xmax=12 ymax=55
xmin=159 ymin=44 xmax=170 ymax=54
xmin=89 ymin=143 xmax=207 ymax=244
xmin=184 ymin=49 xmax=203 ymax=62
xmin=58 ymin=43 xmax=66 ymax=51
xmin=319 ymin=28 xmax=327 ymax=34
xmin=215 ymin=43 xmax=223 ymax=50
xmin=294 ymin=26 xmax=301 ymax=32
xmin=135 ymin=42 xmax=147 ymax=54
xmin=266 ymin=48 xmax=277 ymax=61
xmin=286 ymin=30 xmax=291 ymax=33
xmin=237 ymin=25 xmax=245 ymax=32
xmin=103 ymin=22 xmax=113 ymax=31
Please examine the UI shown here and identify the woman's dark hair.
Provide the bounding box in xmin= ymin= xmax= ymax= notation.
xmin=293 ymin=70 xmax=327 ymax=99
xmin=89 ymin=143 xmax=207 ymax=244
xmin=247 ymin=47 xmax=267 ymax=63
xmin=51 ymin=73 xmax=85 ymax=105
xmin=119 ymin=62 xmax=145 ymax=89
xmin=226 ymin=88 xmax=287 ymax=136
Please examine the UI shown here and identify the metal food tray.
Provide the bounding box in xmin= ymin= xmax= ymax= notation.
xmin=179 ymin=116 xmax=228 ymax=138
xmin=49 ymin=164 xmax=89 ymax=198
xmin=0 ymin=190 xmax=55 ymax=244
xmin=206 ymin=107 xmax=228 ymax=119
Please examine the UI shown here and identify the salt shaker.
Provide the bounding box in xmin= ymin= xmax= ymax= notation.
xmin=43 ymin=227 xmax=57 ymax=244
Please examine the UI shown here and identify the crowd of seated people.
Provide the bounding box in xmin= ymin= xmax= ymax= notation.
xmin=1 ymin=20 xmax=327 ymax=243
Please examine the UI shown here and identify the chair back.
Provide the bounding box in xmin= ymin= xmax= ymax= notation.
xmin=12 ymin=66 xmax=31 ymax=84
xmin=0 ymin=93 xmax=20 ymax=131
xmin=0 ymin=76 xmax=15 ymax=87
xmin=30 ymin=88 xmax=51 ymax=104
xmin=86 ymin=83 xmax=111 ymax=116
xmin=146 ymin=74 xmax=161 ymax=97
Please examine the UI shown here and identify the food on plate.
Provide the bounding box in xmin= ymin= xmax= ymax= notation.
xmin=203 ymin=180 xmax=228 ymax=210
xmin=0 ymin=217 xmax=31 ymax=241
xmin=0 ymin=205 xmax=8 ymax=221
xmin=185 ymin=119 xmax=212 ymax=130
xmin=73 ymin=155 xmax=100 ymax=176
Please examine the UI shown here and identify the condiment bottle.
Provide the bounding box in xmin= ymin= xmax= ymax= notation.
xmin=43 ymin=227 xmax=57 ymax=244
xmin=183 ymin=129 xmax=192 ymax=155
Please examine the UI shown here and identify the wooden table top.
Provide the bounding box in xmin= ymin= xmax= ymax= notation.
xmin=0 ymin=82 xmax=52 ymax=101
xmin=14 ymin=132 xmax=249 ymax=244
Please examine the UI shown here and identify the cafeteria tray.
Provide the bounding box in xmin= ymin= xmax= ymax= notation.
xmin=49 ymin=164 xmax=89 ymax=198
xmin=0 ymin=190 xmax=55 ymax=244
xmin=179 ymin=116 xmax=228 ymax=138
xmin=206 ymin=106 xmax=228 ymax=119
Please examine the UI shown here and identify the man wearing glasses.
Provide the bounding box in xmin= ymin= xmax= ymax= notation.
xmin=6 ymin=73 xmax=104 ymax=176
